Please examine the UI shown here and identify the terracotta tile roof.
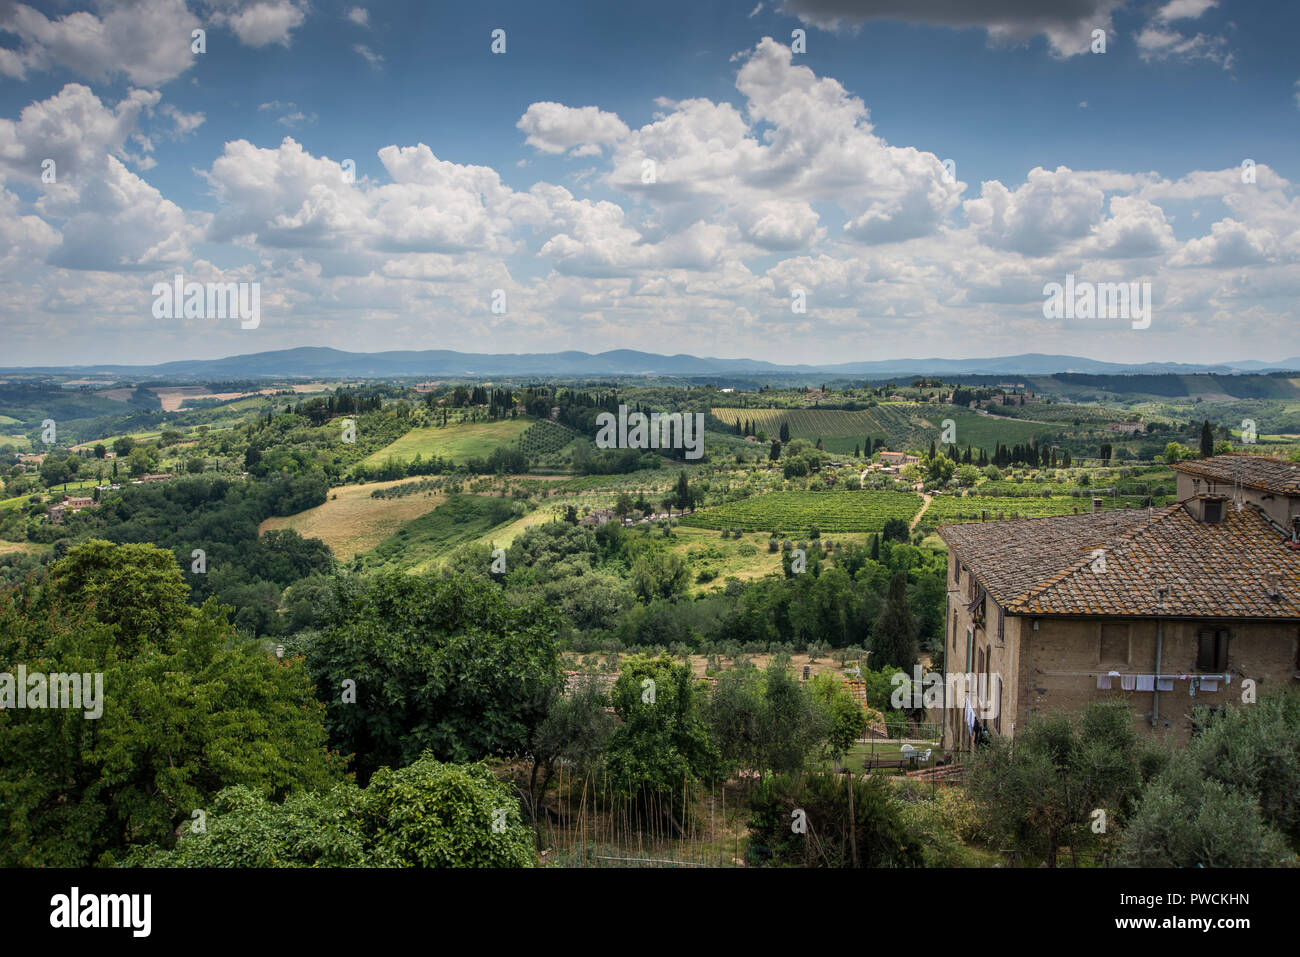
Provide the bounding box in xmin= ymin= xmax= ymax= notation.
xmin=938 ymin=509 xmax=1151 ymax=607
xmin=1171 ymin=454 xmax=1300 ymax=496
xmin=942 ymin=501 xmax=1300 ymax=620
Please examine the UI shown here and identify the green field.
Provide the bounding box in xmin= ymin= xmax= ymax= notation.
xmin=359 ymin=493 xmax=526 ymax=571
xmin=361 ymin=418 xmax=533 ymax=467
xmin=0 ymin=433 xmax=30 ymax=449
xmin=922 ymin=494 xmax=1127 ymax=525
xmin=679 ymin=490 xmax=923 ymax=533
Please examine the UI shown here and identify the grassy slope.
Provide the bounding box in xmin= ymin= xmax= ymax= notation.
xmin=362 ymin=493 xmax=525 ymax=573
xmin=361 ymin=418 xmax=532 ymax=467
xmin=259 ymin=478 xmax=449 ymax=560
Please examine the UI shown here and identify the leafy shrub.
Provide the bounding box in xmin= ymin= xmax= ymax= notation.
xmin=746 ymin=773 xmax=922 ymax=868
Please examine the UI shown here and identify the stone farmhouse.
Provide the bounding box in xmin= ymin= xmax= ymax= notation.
xmin=878 ymin=451 xmax=920 ymax=468
xmin=938 ymin=454 xmax=1300 ymax=748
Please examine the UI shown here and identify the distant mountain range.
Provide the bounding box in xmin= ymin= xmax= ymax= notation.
xmin=4 ymin=347 xmax=1300 ymax=379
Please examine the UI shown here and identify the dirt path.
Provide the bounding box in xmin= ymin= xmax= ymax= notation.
xmin=910 ymin=492 xmax=933 ymax=532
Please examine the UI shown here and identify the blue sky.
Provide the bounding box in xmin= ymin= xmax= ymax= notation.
xmin=1 ymin=0 xmax=1297 ymax=366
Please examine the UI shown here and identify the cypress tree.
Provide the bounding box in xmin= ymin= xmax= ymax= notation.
xmin=872 ymin=572 xmax=918 ymax=672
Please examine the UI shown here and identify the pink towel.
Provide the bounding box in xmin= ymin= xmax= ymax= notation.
xmin=1096 ymin=674 xmax=1112 ymax=690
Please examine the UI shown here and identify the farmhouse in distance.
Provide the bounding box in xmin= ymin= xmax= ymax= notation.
xmin=941 ymin=454 xmax=1300 ymax=747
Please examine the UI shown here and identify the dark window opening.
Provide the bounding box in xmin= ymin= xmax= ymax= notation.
xmin=1196 ymin=628 xmax=1230 ymax=671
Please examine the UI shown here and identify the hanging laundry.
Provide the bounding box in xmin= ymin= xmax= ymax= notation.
xmin=1156 ymin=677 xmax=1174 ymax=692
xmin=1120 ymin=674 xmax=1137 ymax=691
xmin=1135 ymin=675 xmax=1155 ymax=692
xmin=965 ymin=697 xmax=977 ymax=737
xmin=1200 ymin=678 xmax=1220 ymax=692
xmin=1097 ymin=674 xmax=1113 ymax=690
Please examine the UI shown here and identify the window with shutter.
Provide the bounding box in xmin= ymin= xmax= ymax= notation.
xmin=1196 ymin=628 xmax=1230 ymax=671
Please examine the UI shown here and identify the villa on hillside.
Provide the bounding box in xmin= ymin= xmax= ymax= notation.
xmin=878 ymin=451 xmax=920 ymax=467
xmin=579 ymin=507 xmax=618 ymax=527
xmin=939 ymin=454 xmax=1300 ymax=749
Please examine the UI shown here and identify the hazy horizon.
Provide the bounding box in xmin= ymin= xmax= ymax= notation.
xmin=1 ymin=0 xmax=1297 ymax=367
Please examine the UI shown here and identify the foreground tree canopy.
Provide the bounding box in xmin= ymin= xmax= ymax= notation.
xmin=296 ymin=569 xmax=561 ymax=783
xmin=130 ymin=755 xmax=534 ymax=868
xmin=0 ymin=540 xmax=341 ymax=867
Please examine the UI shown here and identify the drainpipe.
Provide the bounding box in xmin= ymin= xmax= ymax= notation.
xmin=1151 ymin=585 xmax=1168 ymax=728
xmin=1150 ymin=618 xmax=1163 ymax=728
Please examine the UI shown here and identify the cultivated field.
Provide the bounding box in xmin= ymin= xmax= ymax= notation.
xmin=680 ymin=490 xmax=923 ymax=533
xmin=923 ymin=494 xmax=1126 ymax=525
xmin=712 ymin=407 xmax=883 ymax=438
xmin=259 ymin=478 xmax=447 ymax=560
xmin=361 ymin=418 xmax=532 ymax=467
xmin=711 ymin=404 xmax=1047 ymax=455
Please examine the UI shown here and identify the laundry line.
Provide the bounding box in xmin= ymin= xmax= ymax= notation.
xmin=1034 ymin=669 xmax=1232 ymax=693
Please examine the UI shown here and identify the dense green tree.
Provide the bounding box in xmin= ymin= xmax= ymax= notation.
xmin=969 ymin=701 xmax=1145 ymax=867
xmin=674 ymin=470 xmax=694 ymax=511
xmin=131 ymin=755 xmax=534 ymax=868
xmin=747 ymin=772 xmax=921 ymax=868
xmin=871 ymin=572 xmax=917 ymax=671
xmin=1121 ymin=690 xmax=1300 ymax=865
xmin=362 ymin=756 xmax=535 ymax=867
xmin=605 ymin=653 xmax=721 ymax=825
xmin=299 ymin=571 xmax=561 ymax=783
xmin=925 ymin=454 xmax=955 ymax=484
xmin=525 ymin=674 xmax=615 ymax=813
xmin=0 ymin=540 xmax=341 ymax=867
xmin=630 ymin=549 xmax=690 ymax=602
xmin=881 ymin=518 xmax=909 ymax=543
xmin=810 ymin=672 xmax=868 ymax=763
